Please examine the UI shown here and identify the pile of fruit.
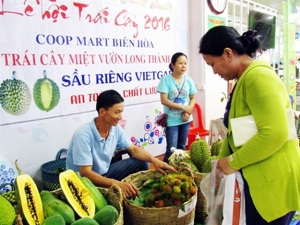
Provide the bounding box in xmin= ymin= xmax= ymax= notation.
xmin=130 ymin=172 xmax=197 ymax=208
xmin=167 ymin=138 xmax=223 ymax=224
xmin=0 ymin=169 xmax=120 ymax=225
xmin=170 ymin=138 xmax=223 ymax=173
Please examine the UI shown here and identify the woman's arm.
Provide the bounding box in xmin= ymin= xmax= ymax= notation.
xmin=160 ymin=93 xmax=193 ymax=114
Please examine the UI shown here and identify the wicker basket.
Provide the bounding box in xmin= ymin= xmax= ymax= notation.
xmin=169 ymin=153 xmax=208 ymax=223
xmin=40 ymin=148 xmax=67 ymax=191
xmin=121 ymin=170 xmax=197 ymax=225
xmin=1 ymin=183 xmax=16 ymax=204
xmin=191 ymin=171 xmax=208 ymax=223
xmin=98 ymin=185 xmax=124 ymax=225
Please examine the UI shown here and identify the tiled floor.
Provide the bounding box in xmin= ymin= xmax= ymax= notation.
xmin=150 ymin=154 xmax=164 ymax=170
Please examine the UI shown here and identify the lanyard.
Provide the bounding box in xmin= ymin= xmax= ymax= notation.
xmin=174 ymin=77 xmax=185 ymax=102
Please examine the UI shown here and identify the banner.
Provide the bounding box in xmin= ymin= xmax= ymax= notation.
xmin=0 ymin=0 xmax=183 ymax=126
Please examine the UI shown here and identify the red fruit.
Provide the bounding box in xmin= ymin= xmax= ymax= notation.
xmin=181 ymin=189 xmax=188 ymax=195
xmin=187 ymin=177 xmax=193 ymax=182
xmin=171 ymin=193 xmax=180 ymax=200
xmin=155 ymin=200 xmax=164 ymax=207
xmin=190 ymin=186 xmax=197 ymax=195
xmin=151 ymin=189 xmax=158 ymax=194
xmin=168 ymin=182 xmax=174 ymax=187
xmin=173 ymin=200 xmax=182 ymax=206
xmin=164 ymin=185 xmax=172 ymax=193
xmin=173 ymin=179 xmax=181 ymax=185
xmin=155 ymin=192 xmax=162 ymax=199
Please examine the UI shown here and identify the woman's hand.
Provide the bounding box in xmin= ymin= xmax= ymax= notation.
xmin=182 ymin=105 xmax=193 ymax=114
xmin=182 ymin=112 xmax=190 ymax=122
xmin=217 ymin=157 xmax=236 ymax=175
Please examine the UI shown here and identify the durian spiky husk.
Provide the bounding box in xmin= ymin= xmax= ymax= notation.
xmin=190 ymin=139 xmax=211 ymax=172
xmin=211 ymin=140 xmax=223 ymax=157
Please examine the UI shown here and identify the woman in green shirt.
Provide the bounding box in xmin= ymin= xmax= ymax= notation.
xmin=199 ymin=26 xmax=300 ymax=225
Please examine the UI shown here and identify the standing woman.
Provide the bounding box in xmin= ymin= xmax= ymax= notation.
xmin=199 ymin=26 xmax=300 ymax=225
xmin=157 ymin=52 xmax=197 ymax=162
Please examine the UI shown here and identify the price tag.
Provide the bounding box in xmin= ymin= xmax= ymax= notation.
xmin=178 ymin=193 xmax=197 ymax=218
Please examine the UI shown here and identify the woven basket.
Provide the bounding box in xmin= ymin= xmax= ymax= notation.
xmin=52 ymin=184 xmax=124 ymax=225
xmin=1 ymin=183 xmax=16 ymax=204
xmin=40 ymin=148 xmax=67 ymax=191
xmin=121 ymin=170 xmax=197 ymax=225
xmin=169 ymin=153 xmax=208 ymax=223
xmin=98 ymin=185 xmax=124 ymax=225
xmin=192 ymin=171 xmax=208 ymax=223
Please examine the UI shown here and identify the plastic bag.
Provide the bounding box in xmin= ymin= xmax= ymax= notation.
xmin=200 ymin=160 xmax=226 ymax=225
xmin=155 ymin=113 xmax=168 ymax=128
xmin=222 ymin=171 xmax=246 ymax=225
xmin=200 ymin=160 xmax=246 ymax=225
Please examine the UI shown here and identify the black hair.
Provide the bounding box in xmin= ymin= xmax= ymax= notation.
xmin=96 ymin=89 xmax=124 ymax=112
xmin=199 ymin=26 xmax=261 ymax=58
xmin=169 ymin=52 xmax=187 ymax=72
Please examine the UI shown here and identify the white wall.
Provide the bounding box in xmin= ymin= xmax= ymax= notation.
xmin=188 ymin=0 xmax=228 ymax=130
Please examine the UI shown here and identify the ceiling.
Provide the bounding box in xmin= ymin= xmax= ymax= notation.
xmin=252 ymin=0 xmax=283 ymax=13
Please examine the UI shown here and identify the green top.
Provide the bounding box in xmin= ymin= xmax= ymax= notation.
xmin=220 ymin=60 xmax=300 ymax=222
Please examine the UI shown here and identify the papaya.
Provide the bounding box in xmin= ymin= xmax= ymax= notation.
xmin=41 ymin=214 xmax=65 ymax=225
xmin=40 ymin=190 xmax=75 ymax=224
xmin=0 ymin=195 xmax=16 ymax=225
xmin=94 ymin=205 xmax=119 ymax=225
xmin=81 ymin=177 xmax=107 ymax=211
xmin=59 ymin=170 xmax=95 ymax=218
xmin=15 ymin=174 xmax=44 ymax=225
xmin=71 ymin=217 xmax=99 ymax=225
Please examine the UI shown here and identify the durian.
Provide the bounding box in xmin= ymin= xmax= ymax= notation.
xmin=202 ymin=158 xmax=212 ymax=173
xmin=211 ymin=140 xmax=223 ymax=157
xmin=0 ymin=71 xmax=31 ymax=115
xmin=190 ymin=139 xmax=211 ymax=172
